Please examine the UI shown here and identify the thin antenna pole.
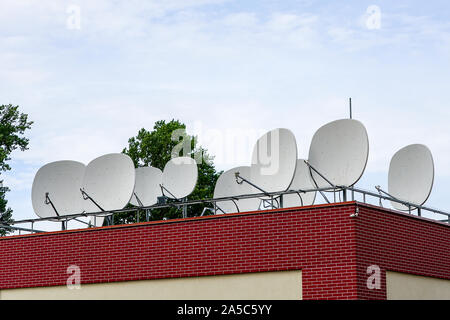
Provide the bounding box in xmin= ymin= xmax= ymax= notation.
xmin=349 ymin=97 xmax=352 ymax=119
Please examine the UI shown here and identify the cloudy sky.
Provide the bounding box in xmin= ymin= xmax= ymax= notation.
xmin=1 ymin=0 xmax=450 ymax=230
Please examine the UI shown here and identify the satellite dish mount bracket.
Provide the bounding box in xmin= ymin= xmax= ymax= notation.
xmin=80 ymin=188 xmax=105 ymax=212
xmin=44 ymin=192 xmax=60 ymax=217
xmin=159 ymin=184 xmax=181 ymax=201
xmin=133 ymin=192 xmax=144 ymax=207
xmin=303 ymin=160 xmax=340 ymax=204
xmin=235 ymin=172 xmax=279 ymax=209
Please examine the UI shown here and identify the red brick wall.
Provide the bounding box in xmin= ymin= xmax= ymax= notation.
xmin=355 ymin=204 xmax=450 ymax=299
xmin=0 ymin=202 xmax=448 ymax=300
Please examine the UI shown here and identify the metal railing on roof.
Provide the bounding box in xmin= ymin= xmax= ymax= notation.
xmin=1 ymin=185 xmax=449 ymax=236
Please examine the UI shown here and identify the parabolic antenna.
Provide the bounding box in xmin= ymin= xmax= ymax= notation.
xmin=308 ymin=119 xmax=369 ymax=189
xmin=130 ymin=166 xmax=163 ymax=206
xmin=250 ymin=128 xmax=298 ymax=193
xmin=82 ymin=153 xmax=135 ymax=213
xmin=161 ymin=156 xmax=198 ymax=199
xmin=214 ymin=166 xmax=261 ymax=214
xmin=31 ymin=160 xmax=86 ymax=218
xmin=388 ymin=144 xmax=434 ymax=211
xmin=283 ymin=159 xmax=316 ymax=208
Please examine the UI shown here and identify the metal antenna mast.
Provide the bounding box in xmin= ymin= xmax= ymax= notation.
xmin=349 ymin=97 xmax=352 ymax=119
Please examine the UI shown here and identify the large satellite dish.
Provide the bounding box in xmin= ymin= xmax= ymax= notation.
xmin=308 ymin=119 xmax=369 ymax=189
xmin=388 ymin=144 xmax=434 ymax=211
xmin=82 ymin=153 xmax=135 ymax=213
xmin=250 ymin=128 xmax=297 ymax=193
xmin=130 ymin=166 xmax=163 ymax=206
xmin=214 ymin=166 xmax=260 ymax=214
xmin=31 ymin=160 xmax=86 ymax=218
xmin=161 ymin=157 xmax=198 ymax=199
xmin=283 ymin=159 xmax=316 ymax=208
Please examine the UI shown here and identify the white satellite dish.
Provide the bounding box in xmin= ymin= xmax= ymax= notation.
xmin=283 ymin=159 xmax=316 ymax=208
xmin=130 ymin=166 xmax=163 ymax=206
xmin=308 ymin=119 xmax=369 ymax=189
xmin=31 ymin=160 xmax=86 ymax=218
xmin=82 ymin=153 xmax=135 ymax=213
xmin=388 ymin=144 xmax=434 ymax=211
xmin=250 ymin=128 xmax=298 ymax=193
xmin=214 ymin=166 xmax=261 ymax=214
xmin=161 ymin=156 xmax=198 ymax=199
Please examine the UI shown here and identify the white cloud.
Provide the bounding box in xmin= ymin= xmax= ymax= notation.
xmin=222 ymin=12 xmax=258 ymax=28
xmin=267 ymin=13 xmax=317 ymax=31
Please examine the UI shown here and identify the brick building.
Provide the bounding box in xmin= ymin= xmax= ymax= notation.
xmin=0 ymin=201 xmax=449 ymax=300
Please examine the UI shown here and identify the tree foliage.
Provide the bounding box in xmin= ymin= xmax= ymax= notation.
xmin=0 ymin=104 xmax=33 ymax=235
xmin=115 ymin=119 xmax=221 ymax=223
xmin=0 ymin=185 xmax=13 ymax=236
xmin=0 ymin=104 xmax=33 ymax=172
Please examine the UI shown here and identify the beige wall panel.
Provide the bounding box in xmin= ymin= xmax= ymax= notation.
xmin=387 ymin=271 xmax=450 ymax=300
xmin=0 ymin=270 xmax=302 ymax=300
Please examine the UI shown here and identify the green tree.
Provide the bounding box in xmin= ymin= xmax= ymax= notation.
xmin=115 ymin=119 xmax=221 ymax=223
xmin=0 ymin=104 xmax=33 ymax=235
xmin=0 ymin=185 xmax=13 ymax=236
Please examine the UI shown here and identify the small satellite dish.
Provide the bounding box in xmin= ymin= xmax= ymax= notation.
xmin=161 ymin=157 xmax=198 ymax=199
xmin=82 ymin=153 xmax=135 ymax=213
xmin=130 ymin=166 xmax=163 ymax=206
xmin=283 ymin=159 xmax=316 ymax=208
xmin=214 ymin=166 xmax=260 ymax=214
xmin=250 ymin=128 xmax=298 ymax=193
xmin=31 ymin=160 xmax=86 ymax=218
xmin=308 ymin=119 xmax=369 ymax=188
xmin=388 ymin=144 xmax=434 ymax=211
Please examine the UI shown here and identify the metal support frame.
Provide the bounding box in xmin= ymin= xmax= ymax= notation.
xmin=213 ymin=199 xmax=238 ymax=215
xmin=303 ymin=160 xmax=338 ymax=204
xmin=201 ymin=207 xmax=215 ymax=216
xmin=159 ymin=184 xmax=179 ymax=201
xmin=45 ymin=192 xmax=68 ymax=230
xmin=375 ymin=185 xmax=422 ymax=217
xmin=80 ymin=188 xmax=113 ymax=226
xmin=182 ymin=197 xmax=187 ymax=218
xmin=80 ymin=189 xmax=105 ymax=212
xmin=235 ymin=172 xmax=280 ymax=210
xmin=45 ymin=193 xmax=60 ymax=217
xmin=0 ymin=223 xmax=44 ymax=234
xmin=4 ymin=184 xmax=449 ymax=236
xmin=235 ymin=172 xmax=270 ymax=196
xmin=132 ymin=193 xmax=144 ymax=223
xmin=375 ymin=185 xmax=411 ymax=208
xmin=134 ymin=193 xmax=144 ymax=207
xmin=159 ymin=184 xmax=193 ymax=218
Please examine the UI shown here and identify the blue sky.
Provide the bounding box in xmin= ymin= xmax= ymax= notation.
xmin=1 ymin=0 xmax=450 ymax=230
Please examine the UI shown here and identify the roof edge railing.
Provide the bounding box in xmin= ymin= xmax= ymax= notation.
xmin=1 ymin=186 xmax=449 ymax=235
